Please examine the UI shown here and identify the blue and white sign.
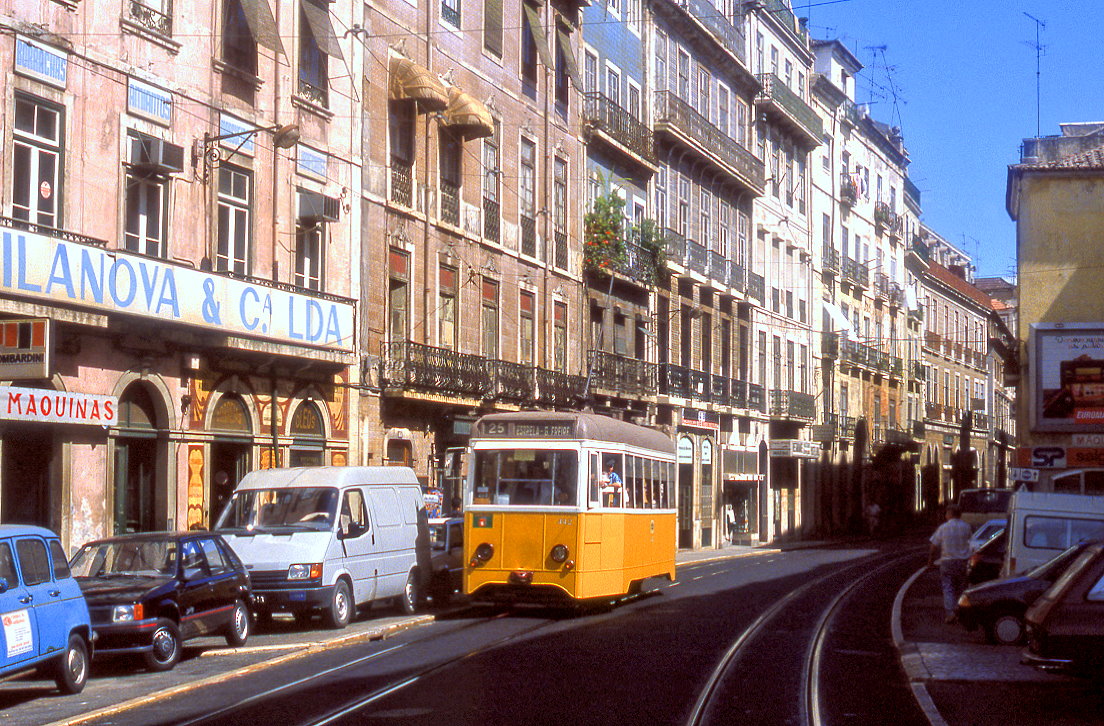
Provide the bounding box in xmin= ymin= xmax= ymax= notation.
xmin=297 ymin=144 xmax=328 ymax=178
xmin=128 ymin=78 xmax=173 ymax=124
xmin=1 ymin=226 xmax=355 ymax=352
xmin=219 ymin=115 xmax=255 ymax=155
xmin=15 ymin=37 xmax=67 ymax=88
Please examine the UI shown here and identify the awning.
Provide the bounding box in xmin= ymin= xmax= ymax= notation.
xmin=523 ymin=3 xmax=554 ymax=69
xmin=556 ymin=22 xmax=582 ymax=88
xmin=389 ymin=57 xmax=448 ymax=111
xmin=301 ymin=0 xmax=344 ymax=60
xmin=823 ymin=302 xmax=854 ymax=336
xmin=239 ymin=0 xmax=284 ymax=55
xmin=444 ymin=87 xmax=494 ymax=139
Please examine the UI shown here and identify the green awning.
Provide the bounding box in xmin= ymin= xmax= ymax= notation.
xmin=239 ymin=0 xmax=285 ymax=55
xmin=301 ymin=0 xmax=344 ymax=60
xmin=523 ymin=3 xmax=554 ymax=70
xmin=556 ymin=23 xmax=581 ymax=88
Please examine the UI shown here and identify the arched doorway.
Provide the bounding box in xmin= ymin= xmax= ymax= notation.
xmin=114 ymin=383 xmax=164 ymax=533
xmin=289 ymin=401 xmax=326 ymax=467
xmin=209 ymin=393 xmax=253 ymax=523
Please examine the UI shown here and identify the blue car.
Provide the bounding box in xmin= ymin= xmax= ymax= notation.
xmin=0 ymin=525 xmax=92 ymax=694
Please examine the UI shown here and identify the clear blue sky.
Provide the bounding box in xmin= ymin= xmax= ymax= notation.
xmin=799 ymin=0 xmax=1104 ymax=280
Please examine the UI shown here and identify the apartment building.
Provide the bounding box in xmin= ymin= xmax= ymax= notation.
xmin=0 ymin=0 xmax=361 ymax=544
xmin=361 ymin=0 xmax=590 ymax=503
xmin=809 ymin=39 xmax=924 ymax=534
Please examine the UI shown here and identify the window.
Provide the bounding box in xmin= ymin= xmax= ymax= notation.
xmin=299 ymin=0 xmax=332 ymax=106
xmin=520 ymin=137 xmax=537 ymax=256
xmin=755 ymin=32 xmax=764 ymax=75
xmin=216 ymin=165 xmax=251 ymax=274
xmin=13 ymin=94 xmax=62 ymax=228
xmin=553 ymin=156 xmax=567 ymax=268
xmin=442 ymin=0 xmax=461 ymax=27
xmin=555 ymin=20 xmax=578 ymax=107
xmin=772 ymin=335 xmax=782 ymax=389
xmin=628 ymin=83 xmax=641 ymax=120
xmin=584 ymin=50 xmax=598 ymax=94
xmin=677 ymin=174 xmax=689 ymax=236
xmin=654 ymin=32 xmax=667 ymax=93
xmin=736 ymin=98 xmax=748 ymax=146
xmin=389 ymin=101 xmax=415 ymax=205
xmin=389 ymin=249 xmax=409 ymax=343
xmin=483 ymin=120 xmax=501 ymax=242
xmin=520 ymin=290 xmax=535 ymax=365
xmin=124 ymin=133 xmax=169 ymax=258
xmin=128 ymin=0 xmax=173 ymax=35
xmin=481 ymin=278 xmax=499 ymax=358
xmin=16 ymin=538 xmax=50 ymax=586
xmin=49 ymin=540 xmax=71 ymax=579
xmin=222 ymin=0 xmax=258 ymax=74
xmin=770 ymin=46 xmax=778 ymax=77
xmin=484 ymin=0 xmax=503 ymax=55
xmin=654 ymin=166 xmax=667 ymax=230
xmin=606 ymin=66 xmax=621 ymax=107
xmin=439 ymin=130 xmax=462 ymax=226
xmin=696 ymin=68 xmax=710 ymax=121
xmin=717 ymin=84 xmax=730 ymax=137
xmin=553 ymin=300 xmax=566 ymax=370
xmin=521 ymin=2 xmax=539 ymax=86
xmin=719 ymin=203 xmax=730 ymax=257
xmin=676 ymin=49 xmax=690 ymax=100
xmin=800 ymin=344 xmax=808 ymax=391
xmin=784 ymin=59 xmax=793 ymax=88
xmin=294 ymin=196 xmax=325 ymax=291
xmin=757 ymin=331 xmax=767 ymax=386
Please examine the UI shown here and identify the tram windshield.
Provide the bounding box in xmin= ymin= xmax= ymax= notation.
xmin=472 ymin=450 xmax=578 ymax=506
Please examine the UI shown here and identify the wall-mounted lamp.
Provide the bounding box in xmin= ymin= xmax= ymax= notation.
xmin=198 ymin=123 xmax=301 ymax=183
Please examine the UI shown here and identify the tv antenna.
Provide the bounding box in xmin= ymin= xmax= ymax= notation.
xmin=1023 ymin=12 xmax=1046 ymax=137
xmin=864 ymin=44 xmax=905 ymax=128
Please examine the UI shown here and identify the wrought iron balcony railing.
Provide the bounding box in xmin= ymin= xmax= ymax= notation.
xmin=911 ymin=360 xmax=926 ymax=380
xmin=588 ymin=350 xmax=657 ymax=399
xmin=128 ymin=0 xmax=172 ymax=35
xmin=391 ymin=158 xmax=413 ymax=206
xmin=755 ymin=73 xmax=823 ymax=146
xmin=874 ymin=201 xmax=902 ymax=237
xmin=874 ymin=272 xmax=892 ymax=301
xmin=553 ymin=230 xmax=568 ymax=270
xmin=491 ymin=359 xmax=535 ymax=402
xmin=535 ymin=368 xmax=587 ymax=406
xmin=664 ymin=227 xmax=709 ymax=277
xmin=972 ymin=411 xmax=990 ymax=432
xmin=582 ymin=92 xmax=657 ymax=164
xmin=483 ymin=197 xmax=501 ymax=243
xmin=653 ymin=0 xmax=746 ymax=64
xmin=747 ymin=271 xmax=765 ymax=302
xmin=653 ymin=91 xmax=765 ymax=194
xmin=382 ymin=340 xmax=492 ymax=398
xmin=904 ymin=176 xmax=922 ymax=208
xmin=912 ymin=419 xmax=926 ymax=439
xmin=440 ymin=0 xmax=461 ymax=27
xmin=439 ymin=181 xmax=460 ymax=226
xmin=1 ymin=215 xmax=107 ymax=247
xmin=770 ymin=389 xmax=816 ymax=422
xmin=822 ymin=244 xmax=840 ymax=274
xmin=885 ymin=426 xmax=912 ymax=445
xmin=520 ymin=214 xmax=537 ymax=258
xmin=841 ymin=256 xmax=869 ymax=288
xmin=822 ymin=332 xmax=839 ymax=358
xmin=839 ymin=173 xmax=859 ymax=205
xmin=297 ymin=77 xmax=328 ymax=107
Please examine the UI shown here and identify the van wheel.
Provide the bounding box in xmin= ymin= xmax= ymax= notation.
xmin=400 ymin=570 xmax=420 ymax=615
xmin=324 ymin=580 xmax=352 ymax=629
xmin=225 ymin=600 xmax=250 ymax=647
xmin=53 ymin=634 xmax=89 ymax=694
xmin=143 ymin=619 xmax=181 ymax=672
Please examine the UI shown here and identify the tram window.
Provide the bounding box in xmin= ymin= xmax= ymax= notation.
xmin=472 ymin=450 xmax=578 ymax=506
xmin=600 ymin=453 xmax=625 ymax=507
xmin=590 ymin=454 xmax=601 ymax=507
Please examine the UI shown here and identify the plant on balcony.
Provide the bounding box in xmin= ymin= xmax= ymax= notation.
xmin=632 ymin=218 xmax=666 ymax=283
xmin=583 ymin=191 xmax=627 ymax=273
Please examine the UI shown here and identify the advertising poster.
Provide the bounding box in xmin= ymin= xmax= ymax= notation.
xmin=1035 ymin=324 xmax=1104 ymax=431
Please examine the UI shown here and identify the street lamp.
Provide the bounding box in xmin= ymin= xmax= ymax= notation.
xmin=198 ymin=123 xmax=300 ymax=182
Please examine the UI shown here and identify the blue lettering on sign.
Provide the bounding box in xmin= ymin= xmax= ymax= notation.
xmin=16 ymin=38 xmax=67 ymax=86
xmin=16 ymin=235 xmax=41 ymax=293
xmin=46 ymin=244 xmax=76 ymax=297
xmin=80 ymin=248 xmax=105 ymax=303
xmin=128 ymin=79 xmax=172 ymax=122
xmin=109 ymin=258 xmax=137 ymax=307
xmin=297 ymin=145 xmax=328 ymax=177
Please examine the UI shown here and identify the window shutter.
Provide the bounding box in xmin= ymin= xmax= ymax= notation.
xmin=484 ymin=0 xmax=504 ymax=56
xmin=523 ymin=3 xmax=554 ymax=69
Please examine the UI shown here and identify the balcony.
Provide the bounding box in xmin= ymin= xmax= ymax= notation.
xmin=755 ymin=74 xmax=823 ymax=148
xmin=391 ymin=158 xmax=413 ymax=207
xmin=652 ymin=0 xmax=746 ymax=67
xmin=664 ymin=227 xmax=709 ymax=277
xmin=839 ymin=173 xmax=858 ymax=206
xmin=904 ymin=176 xmax=922 ymax=209
xmin=588 ymin=351 xmax=657 ymax=399
xmin=875 ymin=202 xmax=902 ymax=239
xmin=763 ymin=0 xmax=807 ymax=41
xmin=439 ymin=181 xmax=460 ymax=226
xmin=585 ymin=234 xmax=661 ymax=287
xmin=128 ymin=0 xmax=172 ymax=36
xmin=520 ymin=214 xmax=537 ymax=257
xmin=770 ymin=389 xmax=816 ymax=422
xmin=483 ymin=197 xmax=501 ymax=243
xmin=911 ymin=360 xmax=926 ymax=380
xmin=840 ymin=256 xmax=869 ymax=289
xmin=839 ymin=339 xmax=892 ymax=375
xmin=822 ymin=332 xmax=839 ymax=359
xmin=972 ymin=411 xmax=990 ymax=432
xmin=912 ymin=420 xmax=926 ymax=439
xmin=534 ymin=368 xmax=587 ymax=407
xmin=747 ymin=272 xmax=765 ymax=302
xmin=297 ymin=77 xmax=328 ymax=108
xmin=582 ymin=92 xmax=657 ymax=166
xmin=822 ymin=244 xmax=840 ymax=275
xmin=653 ymin=91 xmax=765 ymax=195
xmin=554 ymin=230 xmax=568 ymax=270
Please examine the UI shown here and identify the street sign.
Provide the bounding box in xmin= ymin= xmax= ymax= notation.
xmin=1010 ymin=467 xmax=1040 ymax=483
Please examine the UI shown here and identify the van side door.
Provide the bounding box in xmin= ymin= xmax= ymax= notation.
xmin=0 ymin=538 xmax=37 ymax=670
xmin=366 ymin=487 xmax=405 ymax=596
xmin=15 ymin=536 xmax=68 ymax=657
xmin=337 ymin=488 xmax=376 ymax=605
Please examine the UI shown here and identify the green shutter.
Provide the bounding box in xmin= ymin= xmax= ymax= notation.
xmin=523 ymin=3 xmax=554 ymax=70
xmin=556 ymin=24 xmax=582 ymax=89
xmin=484 ymin=0 xmax=504 ymax=56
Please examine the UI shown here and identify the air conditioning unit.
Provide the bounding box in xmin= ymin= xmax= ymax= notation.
xmin=129 ymin=135 xmax=185 ymax=175
xmin=298 ymin=190 xmax=341 ymax=223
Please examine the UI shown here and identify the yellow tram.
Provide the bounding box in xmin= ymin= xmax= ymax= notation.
xmin=463 ymin=411 xmax=677 ymax=603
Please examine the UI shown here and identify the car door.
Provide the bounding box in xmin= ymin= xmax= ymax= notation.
xmin=178 ymin=538 xmax=215 ymax=638
xmin=0 ymin=538 xmax=37 ymax=671
xmin=195 ymin=537 xmax=239 ymax=632
xmin=45 ymin=538 xmax=86 ymax=642
xmin=14 ymin=536 xmax=66 ymax=656
xmin=337 ymin=488 xmax=376 ymax=605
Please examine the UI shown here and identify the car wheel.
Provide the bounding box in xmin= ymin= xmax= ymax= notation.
xmin=143 ymin=619 xmax=182 ymax=672
xmin=986 ymin=608 xmax=1027 ymax=646
xmin=225 ymin=600 xmax=250 ymax=647
xmin=53 ymin=634 xmax=89 ymax=695
xmin=400 ymin=570 xmax=419 ymax=615
xmin=323 ymin=580 xmax=352 ymax=629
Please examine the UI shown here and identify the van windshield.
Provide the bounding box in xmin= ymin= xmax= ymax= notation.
xmin=215 ymin=487 xmax=339 ymax=533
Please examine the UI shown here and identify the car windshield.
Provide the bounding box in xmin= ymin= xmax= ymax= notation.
xmin=70 ymin=540 xmax=177 ymax=577
xmin=215 ymin=487 xmax=339 ymax=532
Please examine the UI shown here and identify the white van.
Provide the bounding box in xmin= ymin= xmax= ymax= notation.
xmin=1003 ymin=491 xmax=1104 ymax=576
xmin=215 ymin=467 xmax=430 ymax=628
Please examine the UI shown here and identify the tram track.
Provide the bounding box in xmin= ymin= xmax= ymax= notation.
xmin=686 ymin=546 xmax=926 ymax=726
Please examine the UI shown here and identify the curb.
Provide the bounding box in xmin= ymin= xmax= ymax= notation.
xmin=43 ymin=615 xmax=436 ymax=726
xmin=892 ymin=565 xmax=946 ymax=726
xmin=676 ymin=548 xmax=782 ymax=566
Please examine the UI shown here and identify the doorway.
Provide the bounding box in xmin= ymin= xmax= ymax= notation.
xmin=114 ymin=436 xmax=157 ymax=533
xmin=209 ymin=442 xmax=252 ymax=524
xmin=1 ymin=424 xmax=53 ymax=527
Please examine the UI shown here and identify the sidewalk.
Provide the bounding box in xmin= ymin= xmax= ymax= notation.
xmin=893 ymin=565 xmax=1103 ymax=726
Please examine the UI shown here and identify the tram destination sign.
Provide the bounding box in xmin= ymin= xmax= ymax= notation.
xmin=475 ymin=419 xmax=576 ymax=439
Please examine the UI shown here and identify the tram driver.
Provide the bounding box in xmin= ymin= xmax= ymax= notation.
xmin=601 ymin=459 xmax=623 ymax=507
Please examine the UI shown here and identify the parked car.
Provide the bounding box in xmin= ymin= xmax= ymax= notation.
xmin=427 ymin=517 xmax=463 ymax=605
xmin=70 ymin=532 xmax=251 ymax=672
xmin=967 ymin=529 xmax=1007 ymax=585
xmin=216 ymin=467 xmax=430 ymax=629
xmin=0 ymin=525 xmax=91 ymax=694
xmin=969 ymin=518 xmax=1006 ymax=553
xmin=1024 ymin=540 xmax=1104 ymax=675
xmin=956 ymin=540 xmax=1096 ymax=645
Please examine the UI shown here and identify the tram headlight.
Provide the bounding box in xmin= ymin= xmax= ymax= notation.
xmin=471 ymin=542 xmax=494 ymax=567
xmin=550 ymin=544 xmax=570 ymax=563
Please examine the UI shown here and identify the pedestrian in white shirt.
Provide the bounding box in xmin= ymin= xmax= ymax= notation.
xmin=928 ymin=504 xmax=973 ymax=623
